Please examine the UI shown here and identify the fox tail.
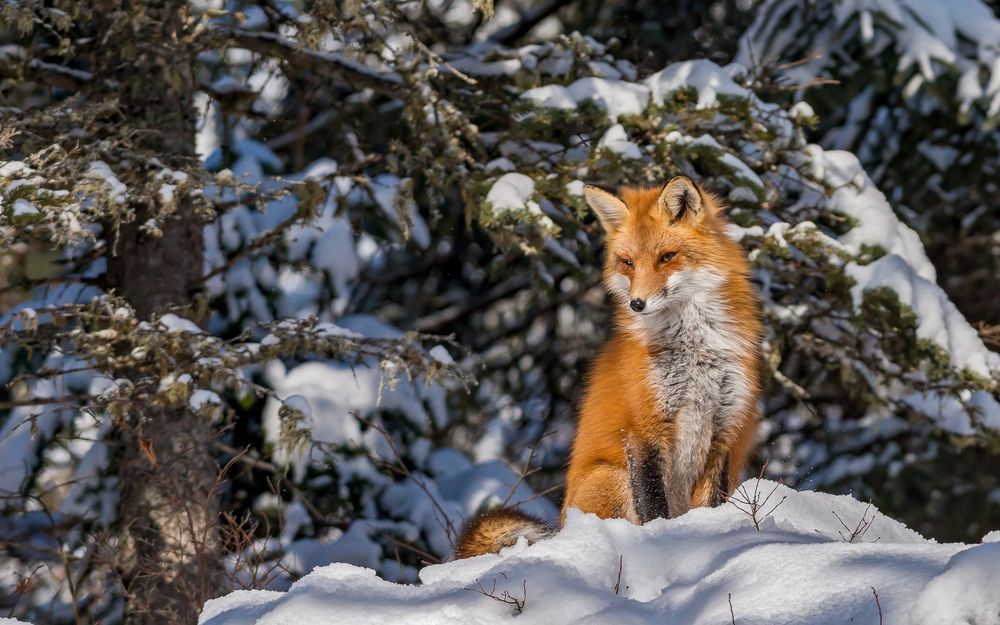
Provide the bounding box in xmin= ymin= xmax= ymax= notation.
xmin=453 ymin=508 xmax=554 ymax=559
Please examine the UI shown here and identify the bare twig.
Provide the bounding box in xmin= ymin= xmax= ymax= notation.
xmin=466 ymin=573 xmax=527 ymax=615
xmin=218 ymin=29 xmax=407 ymax=99
xmin=490 ymin=0 xmax=576 ymax=45
xmin=213 ymin=441 xmax=332 ymax=524
xmin=363 ymin=418 xmax=459 ymax=547
xmin=265 ymin=110 xmax=337 ymax=151
xmin=221 ymin=511 xmax=290 ymax=589
xmin=614 ymin=555 xmax=624 ymax=595
xmin=871 ymin=586 xmax=883 ymax=625
xmin=728 ymin=463 xmax=787 ymax=531
xmin=212 ymin=441 xmax=281 ymax=474
xmin=505 ymin=483 xmax=564 ymax=508
xmin=977 ymin=321 xmax=1000 ymax=349
xmin=0 ymin=276 xmax=95 ymax=295
xmin=0 ymin=394 xmax=88 ymax=411
xmin=729 ymin=593 xmax=736 ymax=625
xmin=774 ymin=50 xmax=824 ymax=72
xmin=501 ymin=430 xmax=553 ymax=507
xmin=831 ymin=504 xmax=879 ymax=543
xmin=199 ymin=209 xmax=304 ymax=283
xmin=0 ymin=55 xmax=95 ymax=90
xmin=411 ymin=272 xmax=537 ymax=333
xmin=779 ymin=77 xmax=841 ymax=91
xmin=381 ymin=534 xmax=442 ymax=566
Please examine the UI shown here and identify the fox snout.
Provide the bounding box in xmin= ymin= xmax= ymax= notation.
xmin=627 ymin=288 xmax=669 ymax=314
xmin=625 ymin=272 xmax=670 ymax=314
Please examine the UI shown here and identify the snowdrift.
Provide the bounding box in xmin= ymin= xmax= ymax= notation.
xmin=199 ymin=480 xmax=1000 ymax=625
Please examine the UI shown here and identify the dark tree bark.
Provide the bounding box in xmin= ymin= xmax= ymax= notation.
xmin=89 ymin=3 xmax=224 ymax=623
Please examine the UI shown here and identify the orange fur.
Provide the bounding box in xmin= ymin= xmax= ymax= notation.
xmin=563 ymin=177 xmax=763 ymax=522
xmin=454 ymin=508 xmax=552 ymax=559
xmin=454 ymin=176 xmax=763 ymax=559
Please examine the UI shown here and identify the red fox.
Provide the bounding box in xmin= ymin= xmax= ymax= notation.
xmin=455 ymin=176 xmax=763 ymax=557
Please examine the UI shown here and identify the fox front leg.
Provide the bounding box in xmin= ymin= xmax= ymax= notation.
xmin=691 ymin=445 xmax=730 ymax=508
xmin=626 ymin=442 xmax=670 ymax=523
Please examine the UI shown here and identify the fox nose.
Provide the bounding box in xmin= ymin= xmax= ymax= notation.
xmin=630 ymin=298 xmax=646 ymax=312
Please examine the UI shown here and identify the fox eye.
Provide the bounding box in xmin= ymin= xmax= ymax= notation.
xmin=619 ymin=257 xmax=634 ymax=268
xmin=659 ymin=252 xmax=676 ymax=264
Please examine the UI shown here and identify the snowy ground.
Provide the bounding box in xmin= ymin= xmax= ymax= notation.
xmin=199 ymin=480 xmax=1000 ymax=625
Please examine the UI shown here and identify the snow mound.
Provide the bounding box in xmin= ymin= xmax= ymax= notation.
xmin=848 ymin=255 xmax=1000 ymax=378
xmin=644 ymin=59 xmax=750 ymax=108
xmin=261 ymin=314 xmax=448 ymax=473
xmin=597 ymin=124 xmax=643 ymax=159
xmin=521 ymin=77 xmax=650 ymax=120
xmin=806 ymin=146 xmax=1000 ymax=378
xmin=806 ymin=148 xmax=936 ymax=283
xmin=199 ymin=481 xmax=999 ymax=625
xmin=485 ymin=173 xmax=535 ymax=211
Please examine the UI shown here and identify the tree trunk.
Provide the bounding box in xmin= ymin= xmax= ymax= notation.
xmin=113 ymin=409 xmax=224 ymax=625
xmin=92 ymin=3 xmax=224 ymax=623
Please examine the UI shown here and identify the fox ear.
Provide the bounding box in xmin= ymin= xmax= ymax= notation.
xmin=584 ymin=184 xmax=629 ymax=231
xmin=658 ymin=176 xmax=702 ymax=221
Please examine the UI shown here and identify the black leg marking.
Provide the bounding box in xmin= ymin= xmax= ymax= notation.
xmin=713 ymin=456 xmax=730 ymax=507
xmin=628 ymin=444 xmax=669 ymax=523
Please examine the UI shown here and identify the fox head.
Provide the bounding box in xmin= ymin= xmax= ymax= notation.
xmin=584 ymin=176 xmax=735 ymax=320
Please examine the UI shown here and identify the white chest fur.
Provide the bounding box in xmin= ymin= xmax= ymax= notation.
xmin=640 ymin=271 xmax=753 ymax=515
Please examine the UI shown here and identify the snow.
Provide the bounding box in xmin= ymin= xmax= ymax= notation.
xmin=565 ymin=180 xmax=585 ymax=196
xmin=0 ymin=161 xmax=32 ymax=178
xmin=278 ymin=172 xmax=359 ymax=313
xmin=739 ymin=0 xmax=1000 ymax=122
xmin=12 ymin=199 xmax=37 ymax=216
xmin=969 ymin=391 xmax=1000 ymax=431
xmin=433 ymin=460 xmax=557 ymax=525
xmin=0 ymin=351 xmax=97 ymax=500
xmin=153 ymin=165 xmax=188 ymax=206
xmin=902 ymin=387 xmax=976 ymax=435
xmin=789 ymin=101 xmax=815 ymax=120
xmin=800 ymin=146 xmax=1000 ymax=377
xmin=564 ymin=78 xmax=649 ymax=120
xmin=263 ymin=360 xmax=441 ymax=458
xmin=190 ymin=389 xmax=223 ymax=410
xmin=429 ymin=345 xmax=454 ymax=365
xmin=0 ymin=401 xmax=63 ymax=495
xmin=368 ymin=174 xmax=431 ymax=249
xmin=521 ymin=78 xmax=650 ymax=120
xmin=316 ymin=322 xmax=361 ymax=338
xmin=912 ymin=542 xmax=1000 ymax=625
xmin=281 ymin=522 xmax=383 ymax=577
xmin=645 ymin=59 xmax=750 ymax=108
xmin=296 ymin=158 xmax=339 ymax=180
xmin=233 ymin=139 xmax=283 ymax=176
xmin=485 ymin=173 xmax=536 ymax=211
xmin=484 ymin=157 xmax=515 ymax=173
xmin=209 ymin=75 xmax=254 ymax=96
xmin=597 ymin=124 xmax=642 ymax=159
xmin=665 ymin=132 xmax=763 ymax=190
xmin=157 ymin=313 xmax=203 ymax=333
xmin=262 ymin=315 xmax=449 ymax=472
xmin=200 ymin=481 xmax=999 ymax=625
xmin=484 ymin=173 xmax=557 ymax=231
xmin=848 ymin=255 xmax=1000 ymax=378
xmin=917 ymin=142 xmax=959 ymax=171
xmin=59 ymin=408 xmax=114 ymax=524
xmin=85 ymin=160 xmax=127 ymax=203
xmin=9 ymin=19 xmax=1000 ymax=625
